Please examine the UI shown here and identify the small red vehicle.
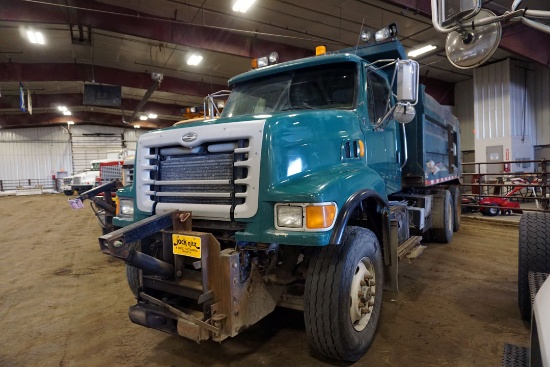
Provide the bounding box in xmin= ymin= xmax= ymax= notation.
xmin=478 ymin=177 xmax=534 ymax=216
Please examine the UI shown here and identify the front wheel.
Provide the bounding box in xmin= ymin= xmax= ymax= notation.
xmin=63 ymin=190 xmax=74 ymax=196
xmin=304 ymin=226 xmax=383 ymax=362
xmin=126 ymin=242 xmax=141 ymax=297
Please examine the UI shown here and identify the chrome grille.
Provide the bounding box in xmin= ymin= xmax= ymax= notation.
xmin=148 ymin=148 xmax=247 ymax=206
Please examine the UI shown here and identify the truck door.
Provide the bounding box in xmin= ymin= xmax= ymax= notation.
xmin=362 ymin=67 xmax=402 ymax=194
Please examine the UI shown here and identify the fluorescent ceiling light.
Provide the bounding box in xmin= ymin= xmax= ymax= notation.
xmin=232 ymin=0 xmax=256 ymax=13
xmin=408 ymin=45 xmax=437 ymax=58
xmin=57 ymin=106 xmax=67 ymax=112
xmin=67 ymin=120 xmax=74 ymax=125
xmin=147 ymin=113 xmax=157 ymax=119
xmin=63 ymin=110 xmax=71 ymax=116
xmin=27 ymin=30 xmax=45 ymax=45
xmin=186 ymin=54 xmax=203 ymax=66
xmin=139 ymin=115 xmax=148 ymax=121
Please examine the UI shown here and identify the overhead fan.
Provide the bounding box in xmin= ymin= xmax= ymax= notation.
xmin=445 ymin=8 xmax=501 ymax=69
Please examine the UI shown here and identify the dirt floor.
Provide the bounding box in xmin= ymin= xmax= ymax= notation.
xmin=0 ymin=194 xmax=529 ymax=367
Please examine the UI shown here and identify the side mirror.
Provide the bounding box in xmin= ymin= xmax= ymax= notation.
xmin=394 ymin=60 xmax=418 ymax=124
xmin=396 ymin=60 xmax=419 ymax=105
xmin=439 ymin=0 xmax=481 ymax=27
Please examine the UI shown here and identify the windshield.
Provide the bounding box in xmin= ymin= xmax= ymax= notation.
xmin=221 ymin=62 xmax=357 ymax=118
xmin=90 ymin=163 xmax=100 ymax=171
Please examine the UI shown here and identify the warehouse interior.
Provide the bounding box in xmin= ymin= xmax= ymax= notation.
xmin=1 ymin=1 xmax=550 ymax=366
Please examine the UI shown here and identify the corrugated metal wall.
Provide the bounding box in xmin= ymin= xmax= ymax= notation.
xmin=0 ymin=125 xmax=147 ymax=183
xmin=0 ymin=126 xmax=71 ymax=180
xmin=454 ymin=79 xmax=475 ymax=151
xmin=70 ymin=125 xmax=146 ymax=172
xmin=123 ymin=129 xmax=143 ymax=152
xmin=509 ymin=60 xmax=535 ymax=142
xmin=534 ymin=63 xmax=550 ymax=146
xmin=473 ymin=59 xmax=510 ymax=140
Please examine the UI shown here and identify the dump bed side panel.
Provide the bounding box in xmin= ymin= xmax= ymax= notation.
xmin=402 ymin=86 xmax=461 ymax=188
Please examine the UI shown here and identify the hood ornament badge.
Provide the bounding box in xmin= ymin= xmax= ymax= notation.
xmin=181 ymin=132 xmax=198 ymax=143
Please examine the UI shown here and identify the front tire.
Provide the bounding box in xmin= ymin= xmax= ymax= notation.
xmin=126 ymin=242 xmax=141 ymax=297
xmin=304 ymin=226 xmax=383 ymax=362
xmin=518 ymin=212 xmax=550 ymax=320
xmin=63 ymin=190 xmax=74 ymax=196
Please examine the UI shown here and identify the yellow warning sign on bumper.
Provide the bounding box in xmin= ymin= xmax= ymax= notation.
xmin=172 ymin=234 xmax=201 ymax=258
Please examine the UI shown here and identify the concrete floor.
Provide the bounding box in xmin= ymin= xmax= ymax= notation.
xmin=0 ymin=194 xmax=530 ymax=367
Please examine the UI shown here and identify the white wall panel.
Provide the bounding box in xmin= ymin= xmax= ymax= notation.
xmin=70 ymin=124 xmax=128 ymax=172
xmin=123 ymin=129 xmax=146 ymax=152
xmin=0 ymin=126 xmax=71 ymax=181
xmin=474 ymin=59 xmax=510 ymax=141
xmin=534 ymin=64 xmax=550 ymax=145
xmin=454 ymin=79 xmax=475 ymax=151
xmin=509 ymin=60 xmax=535 ymax=144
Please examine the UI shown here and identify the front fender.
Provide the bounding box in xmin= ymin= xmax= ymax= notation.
xmin=264 ymin=163 xmax=387 ymax=206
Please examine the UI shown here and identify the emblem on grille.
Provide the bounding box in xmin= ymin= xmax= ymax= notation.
xmin=181 ymin=132 xmax=198 ymax=142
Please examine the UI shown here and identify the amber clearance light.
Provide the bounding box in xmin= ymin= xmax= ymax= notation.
xmin=306 ymin=204 xmax=337 ymax=229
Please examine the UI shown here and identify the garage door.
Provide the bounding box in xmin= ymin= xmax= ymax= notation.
xmin=72 ymin=134 xmax=123 ymax=173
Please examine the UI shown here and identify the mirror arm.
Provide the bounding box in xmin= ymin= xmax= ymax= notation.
xmin=373 ymin=105 xmax=397 ymax=131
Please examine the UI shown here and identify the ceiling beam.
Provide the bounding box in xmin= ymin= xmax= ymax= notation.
xmin=0 ymin=62 xmax=227 ymax=98
xmin=0 ymin=93 xmax=187 ymax=116
xmin=0 ymin=0 xmax=312 ymax=62
xmin=0 ymin=110 xmax=173 ymax=129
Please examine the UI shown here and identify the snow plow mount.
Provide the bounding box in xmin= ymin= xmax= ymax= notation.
xmin=99 ymin=210 xmax=281 ymax=342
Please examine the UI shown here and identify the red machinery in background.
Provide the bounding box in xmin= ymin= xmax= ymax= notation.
xmin=477 ymin=177 xmax=539 ymax=216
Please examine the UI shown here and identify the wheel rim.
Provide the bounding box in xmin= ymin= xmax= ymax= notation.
xmin=489 ymin=207 xmax=498 ymax=215
xmin=349 ymin=257 xmax=376 ymax=331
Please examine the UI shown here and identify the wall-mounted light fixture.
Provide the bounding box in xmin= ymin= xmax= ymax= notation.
xmin=147 ymin=113 xmax=157 ymax=119
xmin=139 ymin=115 xmax=148 ymax=121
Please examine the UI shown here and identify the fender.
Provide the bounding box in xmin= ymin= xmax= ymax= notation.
xmin=329 ymin=189 xmax=389 ymax=245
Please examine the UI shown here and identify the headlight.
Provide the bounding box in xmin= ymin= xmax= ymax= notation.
xmin=276 ymin=205 xmax=303 ymax=228
xmin=118 ymin=198 xmax=134 ymax=217
xmin=275 ymin=203 xmax=337 ymax=231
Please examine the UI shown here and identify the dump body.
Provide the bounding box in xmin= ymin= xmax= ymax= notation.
xmin=402 ymin=88 xmax=461 ymax=187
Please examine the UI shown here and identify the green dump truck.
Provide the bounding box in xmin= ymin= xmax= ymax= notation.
xmin=99 ymin=34 xmax=461 ymax=361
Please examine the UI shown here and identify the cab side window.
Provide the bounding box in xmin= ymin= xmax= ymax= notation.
xmin=366 ymin=71 xmax=390 ymax=125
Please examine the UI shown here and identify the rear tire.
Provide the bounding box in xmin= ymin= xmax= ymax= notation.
xmin=432 ymin=190 xmax=453 ymax=243
xmin=518 ymin=212 xmax=550 ymax=320
xmin=126 ymin=242 xmax=141 ymax=297
xmin=304 ymin=226 xmax=383 ymax=362
xmin=63 ymin=190 xmax=73 ymax=196
xmin=449 ymin=185 xmax=461 ymax=232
